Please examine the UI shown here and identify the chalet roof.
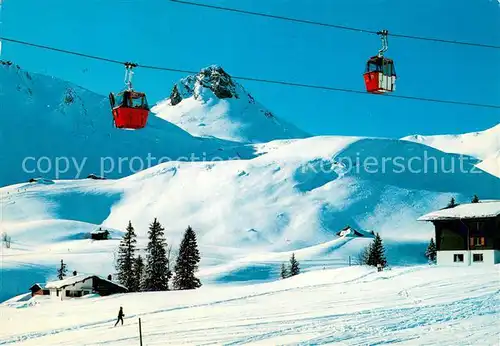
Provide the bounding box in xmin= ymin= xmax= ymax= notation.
xmin=45 ymin=274 xmax=127 ymax=290
xmin=29 ymin=283 xmax=43 ymax=291
xmin=418 ymin=200 xmax=500 ymax=221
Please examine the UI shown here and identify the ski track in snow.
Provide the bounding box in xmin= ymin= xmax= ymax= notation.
xmin=1 ymin=266 xmax=499 ymax=345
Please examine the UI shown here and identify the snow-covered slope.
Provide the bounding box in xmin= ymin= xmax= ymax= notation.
xmin=151 ymin=65 xmax=310 ymax=143
xmin=401 ymin=123 xmax=500 ymax=161
xmin=1 ymin=265 xmax=499 ymax=345
xmin=2 ymin=134 xmax=499 ymax=301
xmin=401 ymin=123 xmax=500 ymax=178
xmin=0 ymin=63 xmax=256 ymax=187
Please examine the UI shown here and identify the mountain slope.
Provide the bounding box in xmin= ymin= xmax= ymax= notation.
xmin=401 ymin=124 xmax=500 ymax=178
xmin=151 ymin=65 xmax=310 ymax=143
xmin=0 ymin=63 xmax=257 ymax=187
xmin=2 ymin=134 xmax=499 ymax=301
xmin=401 ymin=124 xmax=500 ymax=160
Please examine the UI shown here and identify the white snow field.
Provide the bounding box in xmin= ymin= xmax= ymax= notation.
xmin=1 ymin=133 xmax=499 ymax=302
xmin=402 ymin=123 xmax=500 ymax=177
xmin=1 ymin=265 xmax=499 ymax=345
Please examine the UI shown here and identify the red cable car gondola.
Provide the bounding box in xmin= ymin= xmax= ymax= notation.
xmin=109 ymin=62 xmax=150 ymax=129
xmin=363 ymin=30 xmax=396 ymax=94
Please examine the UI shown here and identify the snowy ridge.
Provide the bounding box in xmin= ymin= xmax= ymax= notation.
xmin=0 ymin=63 xmax=257 ymax=187
xmin=152 ymin=65 xmax=310 ymax=143
xmin=401 ymin=123 xmax=500 ymax=161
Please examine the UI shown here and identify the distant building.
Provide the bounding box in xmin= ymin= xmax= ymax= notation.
xmin=418 ymin=200 xmax=500 ymax=265
xmin=91 ymin=228 xmax=110 ymax=240
xmin=29 ymin=283 xmax=49 ymax=297
xmin=37 ymin=274 xmax=127 ymax=300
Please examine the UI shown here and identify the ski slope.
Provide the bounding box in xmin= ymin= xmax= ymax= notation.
xmin=1 ymin=133 xmax=499 ymax=302
xmin=1 ymin=265 xmax=499 ymax=345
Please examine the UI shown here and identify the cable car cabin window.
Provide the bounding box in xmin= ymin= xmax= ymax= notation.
xmin=366 ymin=58 xmax=395 ymax=76
xmin=130 ymin=94 xmax=148 ymax=109
xmin=383 ymin=62 xmax=395 ymax=76
xmin=366 ymin=61 xmax=382 ymax=73
xmin=113 ymin=93 xmax=125 ymax=108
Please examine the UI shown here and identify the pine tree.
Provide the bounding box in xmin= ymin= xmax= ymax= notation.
xmin=280 ymin=262 xmax=289 ymax=279
xmin=358 ymin=243 xmax=371 ymax=265
xmin=131 ymin=255 xmax=145 ymax=292
xmin=116 ymin=221 xmax=137 ymax=291
xmin=471 ymin=195 xmax=479 ymax=203
xmin=173 ymin=226 xmax=201 ymax=290
xmin=289 ymin=253 xmax=300 ymax=276
xmin=446 ymin=197 xmax=457 ymax=208
xmin=425 ymin=238 xmax=437 ymax=263
xmin=57 ymin=259 xmax=67 ymax=280
xmin=143 ymin=218 xmax=171 ymax=291
xmin=367 ymin=233 xmax=387 ymax=268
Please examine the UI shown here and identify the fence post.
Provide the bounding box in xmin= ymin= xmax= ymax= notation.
xmin=139 ymin=318 xmax=143 ymax=346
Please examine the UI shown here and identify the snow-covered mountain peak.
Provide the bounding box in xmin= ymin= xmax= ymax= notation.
xmin=152 ymin=65 xmax=310 ymax=143
xmin=169 ymin=65 xmax=240 ymax=104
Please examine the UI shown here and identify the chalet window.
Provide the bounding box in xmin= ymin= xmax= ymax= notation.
xmin=473 ymin=254 xmax=484 ymax=262
xmin=66 ymin=290 xmax=83 ymax=297
xmin=453 ymin=254 xmax=464 ymax=262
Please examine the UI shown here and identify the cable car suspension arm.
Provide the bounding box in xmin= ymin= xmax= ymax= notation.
xmin=124 ymin=62 xmax=138 ymax=91
xmin=377 ymin=30 xmax=389 ymax=57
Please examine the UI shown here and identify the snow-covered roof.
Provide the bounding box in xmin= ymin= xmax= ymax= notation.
xmin=45 ymin=274 xmax=127 ymax=290
xmin=418 ymin=200 xmax=500 ymax=221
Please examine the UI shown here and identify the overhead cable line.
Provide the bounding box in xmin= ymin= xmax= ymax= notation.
xmin=1 ymin=36 xmax=499 ymax=110
xmin=170 ymin=0 xmax=500 ymax=50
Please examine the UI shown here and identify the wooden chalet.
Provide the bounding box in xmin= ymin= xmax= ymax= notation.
xmin=418 ymin=200 xmax=500 ymax=265
xmin=38 ymin=274 xmax=127 ymax=300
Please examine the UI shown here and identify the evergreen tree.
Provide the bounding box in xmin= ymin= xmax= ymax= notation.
xmin=116 ymin=221 xmax=137 ymax=291
xmin=173 ymin=226 xmax=201 ymax=290
xmin=131 ymin=255 xmax=145 ymax=292
xmin=425 ymin=238 xmax=437 ymax=263
xmin=471 ymin=195 xmax=479 ymax=203
xmin=367 ymin=233 xmax=387 ymax=268
xmin=446 ymin=197 xmax=457 ymax=208
xmin=57 ymin=259 xmax=67 ymax=280
xmin=144 ymin=218 xmax=171 ymax=291
xmin=289 ymin=253 xmax=300 ymax=276
xmin=280 ymin=262 xmax=289 ymax=279
xmin=358 ymin=243 xmax=371 ymax=265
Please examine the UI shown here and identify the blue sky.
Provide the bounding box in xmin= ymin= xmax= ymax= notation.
xmin=1 ymin=0 xmax=499 ymax=138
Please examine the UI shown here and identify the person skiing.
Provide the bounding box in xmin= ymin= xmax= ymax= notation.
xmin=114 ymin=306 xmax=124 ymax=326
